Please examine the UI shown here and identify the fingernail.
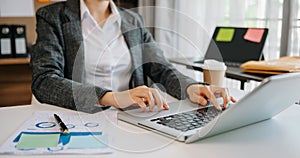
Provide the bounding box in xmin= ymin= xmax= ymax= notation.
xmin=218 ymin=106 xmax=222 ymax=111
xmin=164 ymin=104 xmax=169 ymax=110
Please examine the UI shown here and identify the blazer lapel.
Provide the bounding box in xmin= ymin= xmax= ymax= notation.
xmin=121 ymin=16 xmax=145 ymax=88
xmin=62 ymin=0 xmax=85 ymax=83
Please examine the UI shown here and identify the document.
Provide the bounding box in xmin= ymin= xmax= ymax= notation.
xmin=0 ymin=111 xmax=117 ymax=155
xmin=12 ymin=25 xmax=28 ymax=57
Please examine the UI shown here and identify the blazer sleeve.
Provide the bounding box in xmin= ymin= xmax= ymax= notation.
xmin=30 ymin=8 xmax=110 ymax=113
xmin=138 ymin=16 xmax=202 ymax=100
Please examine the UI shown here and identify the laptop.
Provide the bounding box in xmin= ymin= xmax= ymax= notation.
xmin=195 ymin=26 xmax=268 ymax=67
xmin=118 ymin=72 xmax=300 ymax=143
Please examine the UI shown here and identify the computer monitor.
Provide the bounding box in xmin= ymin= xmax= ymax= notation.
xmin=203 ymin=26 xmax=268 ymax=67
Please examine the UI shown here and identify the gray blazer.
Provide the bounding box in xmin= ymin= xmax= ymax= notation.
xmin=30 ymin=0 xmax=198 ymax=113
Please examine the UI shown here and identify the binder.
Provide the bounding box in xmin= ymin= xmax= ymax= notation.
xmin=11 ymin=25 xmax=27 ymax=58
xmin=0 ymin=25 xmax=13 ymax=58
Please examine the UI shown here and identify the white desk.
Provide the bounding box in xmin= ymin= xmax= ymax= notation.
xmin=1 ymin=89 xmax=300 ymax=158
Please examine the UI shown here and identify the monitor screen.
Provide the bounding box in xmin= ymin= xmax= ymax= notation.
xmin=205 ymin=27 xmax=268 ymax=65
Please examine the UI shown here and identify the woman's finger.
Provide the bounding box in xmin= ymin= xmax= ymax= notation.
xmin=146 ymin=90 xmax=155 ymax=111
xmin=230 ymin=96 xmax=237 ymax=103
xmin=219 ymin=88 xmax=229 ymax=108
xmin=163 ymin=102 xmax=169 ymax=110
xmin=134 ymin=97 xmax=147 ymax=112
xmin=198 ymin=96 xmax=208 ymax=106
xmin=202 ymin=87 xmax=222 ymax=111
xmin=150 ymin=88 xmax=163 ymax=110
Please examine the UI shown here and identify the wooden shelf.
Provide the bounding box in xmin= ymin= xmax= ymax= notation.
xmin=0 ymin=58 xmax=30 ymax=65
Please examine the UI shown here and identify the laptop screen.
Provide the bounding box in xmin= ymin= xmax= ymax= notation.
xmin=204 ymin=27 xmax=268 ymax=66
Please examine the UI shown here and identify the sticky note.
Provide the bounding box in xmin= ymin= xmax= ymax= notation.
xmin=244 ymin=28 xmax=265 ymax=43
xmin=216 ymin=28 xmax=235 ymax=42
xmin=68 ymin=135 xmax=108 ymax=149
xmin=16 ymin=133 xmax=60 ymax=149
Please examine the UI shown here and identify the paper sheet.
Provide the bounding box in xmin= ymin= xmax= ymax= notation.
xmin=0 ymin=111 xmax=117 ymax=155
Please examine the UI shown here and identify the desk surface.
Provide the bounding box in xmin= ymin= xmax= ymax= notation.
xmin=169 ymin=57 xmax=268 ymax=82
xmin=1 ymin=89 xmax=300 ymax=158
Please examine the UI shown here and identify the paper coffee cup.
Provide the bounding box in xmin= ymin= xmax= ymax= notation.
xmin=202 ymin=60 xmax=227 ymax=87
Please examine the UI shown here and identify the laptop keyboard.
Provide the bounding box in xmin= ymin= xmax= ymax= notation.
xmin=150 ymin=106 xmax=223 ymax=132
xmin=193 ymin=60 xmax=241 ymax=67
xmin=224 ymin=61 xmax=241 ymax=67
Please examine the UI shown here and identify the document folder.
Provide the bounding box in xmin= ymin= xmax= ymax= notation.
xmin=0 ymin=25 xmax=13 ymax=58
xmin=240 ymin=56 xmax=300 ymax=74
xmin=11 ymin=25 xmax=27 ymax=58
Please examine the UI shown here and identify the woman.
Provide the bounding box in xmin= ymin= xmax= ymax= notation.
xmin=30 ymin=0 xmax=235 ymax=113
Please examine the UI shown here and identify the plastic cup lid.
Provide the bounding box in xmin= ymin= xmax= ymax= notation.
xmin=203 ymin=59 xmax=227 ymax=70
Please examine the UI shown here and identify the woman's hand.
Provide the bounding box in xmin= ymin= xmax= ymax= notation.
xmin=99 ymin=86 xmax=169 ymax=111
xmin=186 ymin=84 xmax=236 ymax=111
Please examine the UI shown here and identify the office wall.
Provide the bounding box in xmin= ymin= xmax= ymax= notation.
xmin=0 ymin=1 xmax=51 ymax=46
xmin=0 ymin=1 xmax=51 ymax=106
xmin=0 ymin=0 xmax=138 ymax=46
